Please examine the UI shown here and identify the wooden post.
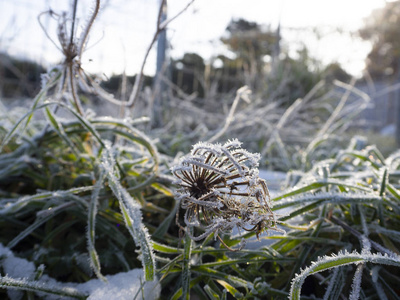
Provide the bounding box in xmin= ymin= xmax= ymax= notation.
xmin=396 ymin=59 xmax=400 ymax=147
xmin=153 ymin=0 xmax=168 ymax=128
xmin=396 ymin=84 xmax=400 ymax=147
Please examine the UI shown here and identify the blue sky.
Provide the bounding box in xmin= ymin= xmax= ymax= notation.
xmin=0 ymin=0 xmax=387 ymax=77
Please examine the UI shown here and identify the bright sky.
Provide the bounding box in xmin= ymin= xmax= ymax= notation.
xmin=0 ymin=0 xmax=387 ymax=78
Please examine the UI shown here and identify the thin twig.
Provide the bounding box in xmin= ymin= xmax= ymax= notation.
xmin=316 ymin=78 xmax=357 ymax=138
xmin=37 ymin=11 xmax=63 ymax=52
xmin=159 ymin=0 xmax=195 ymax=29
xmin=78 ymin=0 xmax=101 ymax=61
xmin=70 ymin=0 xmax=78 ymax=47
xmin=208 ymin=86 xmax=251 ymax=143
xmin=69 ymin=64 xmax=84 ymax=115
xmin=126 ymin=0 xmax=196 ymax=108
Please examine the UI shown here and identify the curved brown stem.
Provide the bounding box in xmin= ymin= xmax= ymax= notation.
xmin=69 ymin=64 xmax=84 ymax=115
xmin=78 ymin=0 xmax=101 ymax=61
xmin=217 ymin=234 xmax=243 ymax=252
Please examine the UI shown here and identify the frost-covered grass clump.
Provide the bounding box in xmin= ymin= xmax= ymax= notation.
xmin=3 ymin=95 xmax=400 ymax=299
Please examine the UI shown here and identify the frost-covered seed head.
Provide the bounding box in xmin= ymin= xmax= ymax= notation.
xmin=171 ymin=139 xmax=279 ymax=251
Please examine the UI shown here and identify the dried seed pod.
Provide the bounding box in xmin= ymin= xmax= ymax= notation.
xmin=171 ymin=139 xmax=280 ymax=251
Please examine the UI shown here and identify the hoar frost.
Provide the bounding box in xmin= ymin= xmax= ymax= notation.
xmin=171 ymin=139 xmax=282 ymax=250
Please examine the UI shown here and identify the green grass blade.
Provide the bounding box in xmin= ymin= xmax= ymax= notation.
xmin=7 ymin=201 xmax=76 ymax=249
xmin=379 ymin=168 xmax=388 ymax=196
xmin=338 ymin=151 xmax=382 ymax=170
xmin=192 ymin=266 xmax=251 ymax=289
xmin=44 ymin=107 xmax=77 ymax=154
xmin=387 ymin=183 xmax=400 ymax=202
xmin=152 ymin=241 xmax=183 ymax=254
xmin=170 ymin=276 xmax=204 ymax=300
xmin=204 ymin=284 xmax=220 ymax=300
xmin=216 ymin=280 xmax=241 ymax=298
xmin=152 ymin=202 xmax=178 ymax=239
xmin=279 ymin=199 xmax=325 ymax=222
xmin=182 ymin=230 xmax=193 ymax=300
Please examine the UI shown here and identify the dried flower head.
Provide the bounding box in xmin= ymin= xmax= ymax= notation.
xmin=171 ymin=139 xmax=280 ymax=251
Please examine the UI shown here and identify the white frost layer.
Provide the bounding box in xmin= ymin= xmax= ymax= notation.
xmin=79 ymin=269 xmax=160 ymax=300
xmin=0 ymin=243 xmax=160 ymax=300
xmin=0 ymin=244 xmax=36 ymax=279
xmin=1 ymin=243 xmax=37 ymax=300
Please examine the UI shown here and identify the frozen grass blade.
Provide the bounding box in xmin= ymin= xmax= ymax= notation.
xmin=0 ymin=69 xmax=61 ymax=151
xmin=0 ymin=187 xmax=91 ymax=215
xmin=204 ymin=284 xmax=220 ymax=299
xmin=289 ymin=251 xmax=400 ymax=300
xmin=7 ymin=201 xmax=77 ymax=249
xmin=92 ymin=118 xmax=160 ymax=170
xmin=1 ymin=101 xmax=105 ymax=155
xmin=273 ymin=180 xmax=373 ymax=201
xmin=373 ymin=279 xmax=389 ymax=300
xmin=182 ymin=231 xmax=192 ymax=300
xmin=102 ymin=146 xmax=156 ymax=281
xmin=273 ymin=192 xmax=382 ymax=211
xmin=108 ymin=181 xmax=156 ymax=281
xmin=52 ymin=102 xmax=106 ymax=148
xmin=44 ymin=106 xmax=78 ymax=154
xmin=0 ymin=275 xmax=86 ymax=299
xmin=349 ymin=264 xmax=364 ymax=300
xmin=87 ymin=170 xmax=107 ymax=282
xmin=323 ymin=268 xmax=340 ymax=300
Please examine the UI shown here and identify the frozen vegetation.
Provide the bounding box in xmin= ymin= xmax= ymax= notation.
xmin=1 ymin=0 xmax=400 ymax=299
xmin=0 ymin=244 xmax=160 ymax=300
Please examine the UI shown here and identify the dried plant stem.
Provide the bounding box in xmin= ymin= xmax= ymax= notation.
xmin=69 ymin=64 xmax=84 ymax=115
xmin=316 ymin=78 xmax=357 ymax=138
xmin=125 ymin=0 xmax=196 ymax=108
xmin=208 ymin=86 xmax=250 ymax=143
xmin=78 ymin=0 xmax=101 ymax=61
xmin=70 ymin=0 xmax=78 ymax=47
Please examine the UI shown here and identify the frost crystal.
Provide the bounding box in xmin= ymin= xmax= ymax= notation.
xmin=171 ymin=139 xmax=281 ymax=250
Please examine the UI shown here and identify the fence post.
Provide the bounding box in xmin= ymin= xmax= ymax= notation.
xmin=153 ymin=0 xmax=168 ymax=128
xmin=397 ymin=59 xmax=400 ymax=147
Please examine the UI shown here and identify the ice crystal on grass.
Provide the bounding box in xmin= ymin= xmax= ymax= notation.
xmin=349 ymin=264 xmax=364 ymax=300
xmin=171 ymin=139 xmax=281 ymax=250
xmin=290 ymin=250 xmax=400 ymax=300
xmin=101 ymin=143 xmax=156 ymax=281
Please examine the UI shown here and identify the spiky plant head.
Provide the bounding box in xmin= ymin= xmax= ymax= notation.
xmin=171 ymin=139 xmax=280 ymax=250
